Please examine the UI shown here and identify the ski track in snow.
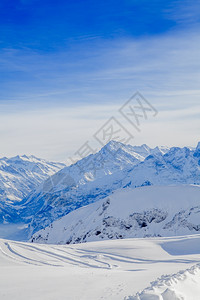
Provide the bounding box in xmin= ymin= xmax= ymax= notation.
xmin=0 ymin=235 xmax=200 ymax=299
xmin=0 ymin=240 xmax=116 ymax=269
xmin=1 ymin=238 xmax=198 ymax=270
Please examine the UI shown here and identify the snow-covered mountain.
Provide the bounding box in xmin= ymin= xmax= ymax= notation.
xmin=0 ymin=155 xmax=65 ymax=223
xmin=2 ymin=141 xmax=200 ymax=240
xmin=0 ymin=155 xmax=65 ymax=203
xmin=31 ymin=185 xmax=200 ymax=244
xmin=20 ymin=142 xmax=170 ymax=236
xmin=24 ymin=141 xmax=200 ymax=237
xmin=121 ymin=144 xmax=200 ymax=188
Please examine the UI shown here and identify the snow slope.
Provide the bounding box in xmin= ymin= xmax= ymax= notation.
xmin=31 ymin=185 xmax=200 ymax=244
xmin=2 ymin=141 xmax=200 ymax=239
xmin=23 ymin=141 xmax=200 ymax=237
xmin=0 ymin=155 xmax=65 ymax=203
xmin=22 ymin=141 xmax=170 ymax=236
xmin=128 ymin=263 xmax=200 ymax=300
xmin=0 ymin=235 xmax=200 ymax=300
xmin=0 ymin=155 xmax=65 ymax=224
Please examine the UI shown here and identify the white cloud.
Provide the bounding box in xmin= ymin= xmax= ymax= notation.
xmin=0 ymin=28 xmax=199 ymax=160
xmin=0 ymin=98 xmax=199 ymax=161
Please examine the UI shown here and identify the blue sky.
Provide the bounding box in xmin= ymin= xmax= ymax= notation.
xmin=0 ymin=0 xmax=200 ymax=160
xmin=0 ymin=0 xmax=186 ymax=50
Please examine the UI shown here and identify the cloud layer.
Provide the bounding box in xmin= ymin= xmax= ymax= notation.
xmin=0 ymin=1 xmax=199 ymax=160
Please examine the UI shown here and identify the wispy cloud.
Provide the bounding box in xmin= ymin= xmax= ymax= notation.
xmin=0 ymin=24 xmax=199 ymax=159
xmin=164 ymin=0 xmax=200 ymax=25
xmin=0 ymin=99 xmax=199 ymax=161
xmin=0 ymin=27 xmax=199 ymax=105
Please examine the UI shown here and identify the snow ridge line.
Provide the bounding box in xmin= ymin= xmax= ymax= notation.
xmin=125 ymin=263 xmax=200 ymax=299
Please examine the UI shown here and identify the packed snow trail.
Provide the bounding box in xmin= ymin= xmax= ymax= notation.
xmin=0 ymin=235 xmax=200 ymax=299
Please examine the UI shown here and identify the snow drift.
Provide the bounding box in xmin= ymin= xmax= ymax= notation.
xmin=126 ymin=263 xmax=200 ymax=300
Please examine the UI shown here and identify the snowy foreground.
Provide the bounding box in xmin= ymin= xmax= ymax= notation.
xmin=1 ymin=235 xmax=200 ymax=300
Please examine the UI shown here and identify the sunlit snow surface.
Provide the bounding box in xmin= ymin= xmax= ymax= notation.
xmin=31 ymin=185 xmax=200 ymax=244
xmin=0 ymin=235 xmax=200 ymax=300
xmin=24 ymin=142 xmax=200 ymax=237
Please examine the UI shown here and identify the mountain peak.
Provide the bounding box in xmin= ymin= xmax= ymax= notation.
xmin=103 ymin=140 xmax=124 ymax=150
xmin=141 ymin=143 xmax=150 ymax=149
xmin=193 ymin=142 xmax=200 ymax=158
xmin=196 ymin=142 xmax=200 ymax=150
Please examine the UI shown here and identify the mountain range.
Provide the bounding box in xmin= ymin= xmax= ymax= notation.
xmin=0 ymin=155 xmax=65 ymax=224
xmin=0 ymin=141 xmax=200 ymax=242
xmin=21 ymin=142 xmax=171 ymax=237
